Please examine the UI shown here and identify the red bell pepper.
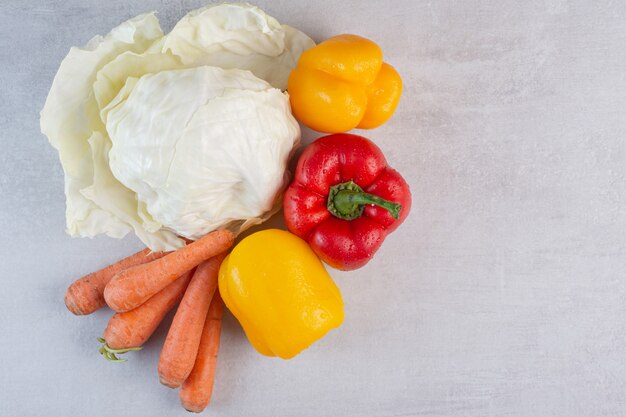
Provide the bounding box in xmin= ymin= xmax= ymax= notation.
xmin=284 ymin=133 xmax=411 ymax=270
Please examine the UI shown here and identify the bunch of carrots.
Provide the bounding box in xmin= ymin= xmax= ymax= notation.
xmin=64 ymin=230 xmax=235 ymax=413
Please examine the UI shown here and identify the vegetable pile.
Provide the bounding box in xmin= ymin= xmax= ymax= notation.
xmin=44 ymin=2 xmax=411 ymax=413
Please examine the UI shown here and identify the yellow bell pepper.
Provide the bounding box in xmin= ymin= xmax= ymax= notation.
xmin=288 ymin=34 xmax=402 ymax=133
xmin=218 ymin=229 xmax=344 ymax=359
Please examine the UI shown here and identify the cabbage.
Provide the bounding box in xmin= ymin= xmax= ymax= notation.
xmin=40 ymin=3 xmax=313 ymax=251
xmin=105 ymin=66 xmax=300 ymax=240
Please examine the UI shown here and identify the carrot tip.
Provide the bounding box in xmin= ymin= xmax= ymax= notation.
xmin=183 ymin=406 xmax=205 ymax=413
xmin=64 ymin=298 xmax=81 ymax=315
xmin=159 ymin=376 xmax=182 ymax=389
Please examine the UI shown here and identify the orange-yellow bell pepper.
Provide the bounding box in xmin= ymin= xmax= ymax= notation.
xmin=288 ymin=34 xmax=402 ymax=133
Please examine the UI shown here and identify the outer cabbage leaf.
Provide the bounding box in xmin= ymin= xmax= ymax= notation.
xmin=162 ymin=3 xmax=315 ymax=89
xmin=40 ymin=12 xmax=163 ymax=239
xmin=81 ymin=131 xmax=183 ymax=250
xmin=94 ymin=49 xmax=185 ymax=123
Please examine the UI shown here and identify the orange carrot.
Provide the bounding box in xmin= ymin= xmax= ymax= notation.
xmin=64 ymin=248 xmax=167 ymax=315
xmin=158 ymin=254 xmax=225 ymax=388
xmin=179 ymin=292 xmax=224 ymax=412
xmin=102 ymin=270 xmax=194 ymax=351
xmin=104 ymin=230 xmax=234 ymax=312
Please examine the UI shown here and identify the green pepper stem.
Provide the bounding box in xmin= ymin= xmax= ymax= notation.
xmin=327 ymin=181 xmax=402 ymax=220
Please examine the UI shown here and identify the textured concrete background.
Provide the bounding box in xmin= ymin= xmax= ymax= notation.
xmin=2 ymin=1 xmax=626 ymax=416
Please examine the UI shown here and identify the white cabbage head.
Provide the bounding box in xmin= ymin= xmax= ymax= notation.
xmin=40 ymin=3 xmax=314 ymax=250
xmin=105 ymin=66 xmax=300 ymax=241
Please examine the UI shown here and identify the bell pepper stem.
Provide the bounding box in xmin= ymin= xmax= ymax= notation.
xmin=327 ymin=181 xmax=402 ymax=220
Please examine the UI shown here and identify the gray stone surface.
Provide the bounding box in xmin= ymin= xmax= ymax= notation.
xmin=2 ymin=1 xmax=626 ymax=416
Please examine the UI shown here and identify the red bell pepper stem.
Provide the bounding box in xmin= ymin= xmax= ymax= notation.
xmin=327 ymin=181 xmax=402 ymax=221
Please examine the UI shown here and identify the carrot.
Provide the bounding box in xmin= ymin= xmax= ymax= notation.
xmin=158 ymin=254 xmax=225 ymax=388
xmin=179 ymin=292 xmax=224 ymax=412
xmin=102 ymin=270 xmax=194 ymax=351
xmin=104 ymin=230 xmax=234 ymax=312
xmin=64 ymin=248 xmax=167 ymax=315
